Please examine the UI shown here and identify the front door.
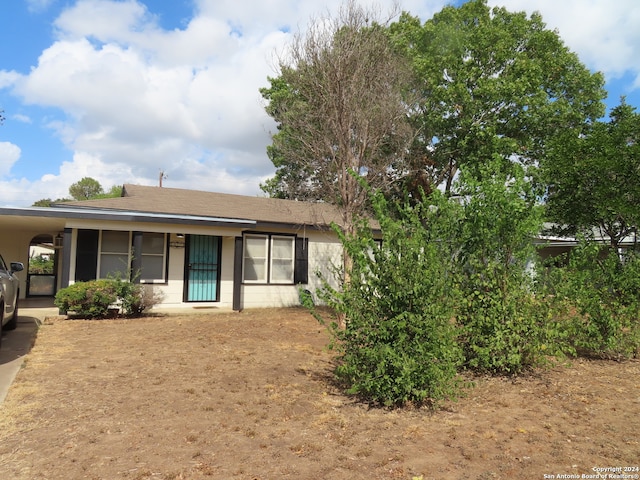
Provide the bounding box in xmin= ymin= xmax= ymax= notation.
xmin=185 ymin=235 xmax=221 ymax=302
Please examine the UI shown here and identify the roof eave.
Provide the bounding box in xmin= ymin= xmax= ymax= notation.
xmin=0 ymin=206 xmax=257 ymax=229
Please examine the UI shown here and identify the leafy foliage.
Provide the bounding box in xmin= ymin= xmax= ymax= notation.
xmin=260 ymin=1 xmax=417 ymax=236
xmin=29 ymin=254 xmax=54 ymax=274
xmin=388 ymin=0 xmax=605 ymax=196
xmin=313 ymin=188 xmax=464 ymax=408
xmin=544 ymin=240 xmax=640 ymax=359
xmin=55 ymin=278 xmax=162 ymax=318
xmin=55 ymin=280 xmax=119 ymax=318
xmin=454 ymin=162 xmax=562 ymax=373
xmin=288 ymin=0 xmax=626 ymax=408
xmin=544 ymin=100 xmax=640 ymax=249
xmin=309 ymin=166 xmax=577 ymax=404
xmin=32 ymin=197 xmax=70 ymax=207
xmin=33 ymin=178 xmax=121 ymax=206
xmin=113 ymin=280 xmax=147 ymax=317
xmin=69 ymin=177 xmax=104 ymax=200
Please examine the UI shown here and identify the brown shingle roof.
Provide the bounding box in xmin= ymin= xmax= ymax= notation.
xmin=61 ymin=184 xmax=348 ymax=229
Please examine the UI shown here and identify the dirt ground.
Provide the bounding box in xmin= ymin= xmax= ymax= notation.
xmin=0 ymin=308 xmax=638 ymax=480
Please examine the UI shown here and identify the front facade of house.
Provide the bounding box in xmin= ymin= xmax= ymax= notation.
xmin=0 ymin=185 xmax=346 ymax=311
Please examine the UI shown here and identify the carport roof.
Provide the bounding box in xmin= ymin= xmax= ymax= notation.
xmin=0 ymin=205 xmax=256 ymax=229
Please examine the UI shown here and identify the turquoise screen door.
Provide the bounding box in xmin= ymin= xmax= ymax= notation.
xmin=186 ymin=235 xmax=221 ymax=302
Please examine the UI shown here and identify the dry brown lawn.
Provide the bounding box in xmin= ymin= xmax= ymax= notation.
xmin=0 ymin=308 xmax=638 ymax=479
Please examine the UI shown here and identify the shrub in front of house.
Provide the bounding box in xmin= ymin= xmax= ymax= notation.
xmin=55 ymin=280 xmax=119 ymax=318
xmin=315 ymin=190 xmax=464 ymax=408
xmin=55 ymin=279 xmax=163 ymax=318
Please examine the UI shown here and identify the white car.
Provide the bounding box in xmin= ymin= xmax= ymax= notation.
xmin=0 ymin=254 xmax=24 ymax=346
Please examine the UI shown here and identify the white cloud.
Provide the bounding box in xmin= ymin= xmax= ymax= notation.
xmin=0 ymin=178 xmax=36 ymax=207
xmin=0 ymin=70 xmax=21 ymax=89
xmin=26 ymin=0 xmax=56 ymax=14
xmin=8 ymin=0 xmax=302 ymax=203
xmin=11 ymin=113 xmax=32 ymax=124
xmin=0 ymin=142 xmax=21 ymax=177
xmin=53 ymin=0 xmax=155 ymax=43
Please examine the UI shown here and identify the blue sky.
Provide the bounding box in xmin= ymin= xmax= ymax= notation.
xmin=1 ymin=0 xmax=639 ymax=206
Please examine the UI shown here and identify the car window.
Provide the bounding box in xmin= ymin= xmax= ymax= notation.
xmin=0 ymin=254 xmax=7 ymax=272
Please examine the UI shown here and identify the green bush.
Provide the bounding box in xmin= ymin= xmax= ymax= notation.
xmin=55 ymin=278 xmax=163 ymax=319
xmin=55 ymin=280 xmax=118 ymax=318
xmin=315 ymin=190 xmax=463 ymax=408
xmin=29 ymin=254 xmax=54 ymax=274
xmin=455 ymin=164 xmax=564 ymax=374
xmin=307 ymin=165 xmax=639 ymax=408
xmin=458 ymin=275 xmax=566 ymax=373
xmin=113 ymin=279 xmax=146 ymax=317
xmin=546 ymin=240 xmax=640 ymax=359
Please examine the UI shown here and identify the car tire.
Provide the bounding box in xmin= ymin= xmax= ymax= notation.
xmin=5 ymin=298 xmax=17 ymax=331
xmin=0 ymin=305 xmax=4 ymax=349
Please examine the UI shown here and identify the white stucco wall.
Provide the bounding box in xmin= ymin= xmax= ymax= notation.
xmin=150 ymin=234 xmax=236 ymax=309
xmin=4 ymin=214 xmax=346 ymax=310
xmin=238 ymin=230 xmax=343 ymax=309
xmin=146 ymin=228 xmax=345 ymax=310
xmin=306 ymin=231 xmax=344 ymax=303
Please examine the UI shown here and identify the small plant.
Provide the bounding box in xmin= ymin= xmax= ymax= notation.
xmin=55 ymin=278 xmax=164 ymax=319
xmin=28 ymin=254 xmax=54 ymax=274
xmin=54 ymin=279 xmax=118 ymax=318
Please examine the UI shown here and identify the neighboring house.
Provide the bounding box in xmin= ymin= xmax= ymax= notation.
xmin=0 ymin=184 xmax=354 ymax=311
xmin=535 ymin=223 xmax=639 ymax=266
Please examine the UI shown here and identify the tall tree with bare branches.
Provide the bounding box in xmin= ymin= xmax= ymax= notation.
xmin=261 ymin=1 xmax=417 ymax=252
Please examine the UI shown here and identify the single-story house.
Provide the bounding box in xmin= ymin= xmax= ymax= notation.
xmin=0 ymin=184 xmax=351 ymax=311
xmin=2 ymin=184 xmax=633 ymax=312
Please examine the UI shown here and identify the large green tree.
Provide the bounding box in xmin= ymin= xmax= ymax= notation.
xmin=260 ymin=1 xmax=417 ymax=238
xmin=389 ymin=0 xmax=606 ymax=196
xmin=544 ymin=99 xmax=640 ymax=250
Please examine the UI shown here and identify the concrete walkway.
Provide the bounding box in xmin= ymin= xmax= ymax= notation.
xmin=0 ymin=298 xmax=58 ymax=403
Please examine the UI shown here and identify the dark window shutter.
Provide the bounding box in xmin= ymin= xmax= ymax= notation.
xmin=75 ymin=229 xmax=99 ymax=281
xmin=131 ymin=231 xmax=143 ymax=283
xmin=294 ymin=237 xmax=309 ymax=284
xmin=233 ymin=237 xmax=243 ymax=311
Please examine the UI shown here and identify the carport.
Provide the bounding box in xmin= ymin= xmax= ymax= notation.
xmin=0 ymin=207 xmax=68 ymax=299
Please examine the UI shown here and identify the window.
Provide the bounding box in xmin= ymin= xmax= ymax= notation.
xmin=97 ymin=231 xmax=167 ymax=281
xmin=270 ymin=236 xmax=295 ymax=283
xmin=243 ymin=235 xmax=268 ymax=282
xmin=243 ymin=234 xmax=296 ymax=284
xmin=99 ymin=231 xmax=130 ymax=278
xmin=140 ymin=232 xmax=166 ymax=282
